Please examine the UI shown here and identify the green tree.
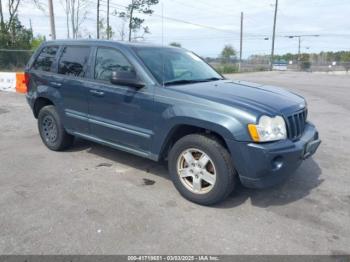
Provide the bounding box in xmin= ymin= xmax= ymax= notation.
xmin=220 ymin=45 xmax=236 ymax=64
xmin=0 ymin=0 xmax=39 ymax=70
xmin=0 ymin=17 xmax=33 ymax=70
xmin=340 ymin=52 xmax=350 ymax=62
xmin=31 ymin=35 xmax=45 ymax=50
xmin=118 ymin=0 xmax=159 ymax=42
xmin=33 ymin=0 xmax=88 ymax=38
xmin=299 ymin=53 xmax=311 ymax=71
xmin=0 ymin=0 xmax=21 ymax=34
xmin=97 ymin=18 xmax=114 ymax=39
xmin=0 ymin=17 xmax=32 ymax=49
xmin=340 ymin=52 xmax=350 ymax=72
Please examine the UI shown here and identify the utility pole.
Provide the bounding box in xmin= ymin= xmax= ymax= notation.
xmin=29 ymin=19 xmax=33 ymax=34
xmin=239 ymin=12 xmax=243 ymax=72
xmin=298 ymin=36 xmax=301 ymax=63
xmin=107 ymin=0 xmax=110 ymax=39
xmin=128 ymin=0 xmax=135 ymax=42
xmin=48 ymin=0 xmax=56 ymax=40
xmin=97 ymin=0 xmax=100 ymax=39
xmin=270 ymin=0 xmax=278 ymax=71
xmin=284 ymin=34 xmax=320 ymax=66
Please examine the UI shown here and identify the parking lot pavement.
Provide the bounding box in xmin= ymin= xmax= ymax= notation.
xmin=0 ymin=71 xmax=349 ymax=255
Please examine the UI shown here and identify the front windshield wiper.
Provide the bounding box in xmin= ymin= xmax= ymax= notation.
xmin=164 ymin=77 xmax=223 ymax=86
xmin=200 ymin=77 xmax=223 ymax=82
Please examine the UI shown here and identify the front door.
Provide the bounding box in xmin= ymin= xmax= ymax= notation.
xmin=88 ymin=47 xmax=155 ymax=154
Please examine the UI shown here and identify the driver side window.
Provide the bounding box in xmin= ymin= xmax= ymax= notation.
xmin=94 ymin=48 xmax=133 ymax=82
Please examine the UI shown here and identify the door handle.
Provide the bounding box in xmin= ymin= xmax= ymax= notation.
xmin=50 ymin=81 xmax=62 ymax=87
xmin=90 ymin=89 xmax=105 ymax=96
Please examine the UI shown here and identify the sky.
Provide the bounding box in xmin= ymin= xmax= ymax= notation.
xmin=13 ymin=0 xmax=350 ymax=58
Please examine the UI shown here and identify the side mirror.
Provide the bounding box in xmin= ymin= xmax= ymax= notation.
xmin=110 ymin=70 xmax=145 ymax=89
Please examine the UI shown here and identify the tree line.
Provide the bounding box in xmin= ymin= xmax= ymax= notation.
xmin=1 ymin=0 xmax=350 ymax=71
xmin=249 ymin=51 xmax=350 ymax=64
xmin=0 ymin=0 xmax=160 ymax=70
xmin=32 ymin=0 xmax=159 ymax=41
xmin=0 ymin=0 xmax=45 ymax=70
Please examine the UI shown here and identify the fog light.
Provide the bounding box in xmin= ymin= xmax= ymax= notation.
xmin=272 ymin=156 xmax=283 ymax=171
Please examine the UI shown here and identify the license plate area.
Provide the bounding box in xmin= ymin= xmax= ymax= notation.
xmin=303 ymin=139 xmax=321 ymax=159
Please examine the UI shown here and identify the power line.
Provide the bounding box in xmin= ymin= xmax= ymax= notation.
xmin=98 ymin=0 xmax=269 ymax=37
xmin=86 ymin=0 xmax=350 ymax=41
xmin=144 ymin=34 xmax=269 ymax=40
xmin=100 ymin=1 xmax=349 ymax=41
xmin=283 ymin=34 xmax=320 ymax=63
xmin=39 ymin=0 xmax=350 ymax=58
xmin=166 ymin=0 xmax=242 ymax=19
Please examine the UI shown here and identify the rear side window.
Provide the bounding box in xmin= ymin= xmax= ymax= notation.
xmin=94 ymin=48 xmax=133 ymax=82
xmin=58 ymin=46 xmax=90 ymax=77
xmin=32 ymin=46 xmax=59 ymax=72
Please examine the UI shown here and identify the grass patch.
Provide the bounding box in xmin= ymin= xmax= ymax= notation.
xmin=214 ymin=63 xmax=239 ymax=74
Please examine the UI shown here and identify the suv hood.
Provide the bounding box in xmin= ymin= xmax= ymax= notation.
xmin=167 ymin=79 xmax=306 ymax=116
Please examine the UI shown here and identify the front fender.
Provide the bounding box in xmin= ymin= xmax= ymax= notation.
xmin=151 ymin=104 xmax=251 ymax=158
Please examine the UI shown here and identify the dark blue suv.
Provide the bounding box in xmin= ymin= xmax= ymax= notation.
xmin=25 ymin=40 xmax=321 ymax=205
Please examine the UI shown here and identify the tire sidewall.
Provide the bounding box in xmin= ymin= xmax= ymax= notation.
xmin=168 ymin=135 xmax=234 ymax=205
xmin=38 ymin=106 xmax=64 ymax=151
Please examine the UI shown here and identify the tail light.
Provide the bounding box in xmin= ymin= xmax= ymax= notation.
xmin=24 ymin=72 xmax=30 ymax=86
xmin=15 ymin=72 xmax=29 ymax=93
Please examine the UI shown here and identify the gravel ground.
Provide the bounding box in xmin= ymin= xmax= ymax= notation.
xmin=0 ymin=71 xmax=349 ymax=255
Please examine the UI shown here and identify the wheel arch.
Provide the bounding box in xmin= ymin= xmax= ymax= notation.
xmin=158 ymin=122 xmax=232 ymax=161
xmin=33 ymin=97 xmax=55 ymax=118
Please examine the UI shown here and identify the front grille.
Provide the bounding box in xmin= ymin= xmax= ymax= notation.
xmin=286 ymin=108 xmax=308 ymax=140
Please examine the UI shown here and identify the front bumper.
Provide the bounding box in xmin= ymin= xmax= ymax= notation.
xmin=227 ymin=123 xmax=321 ymax=188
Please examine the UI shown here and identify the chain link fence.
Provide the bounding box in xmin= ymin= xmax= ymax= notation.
xmin=0 ymin=49 xmax=349 ymax=74
xmin=0 ymin=49 xmax=34 ymax=71
xmin=277 ymin=61 xmax=350 ymax=72
xmin=211 ymin=61 xmax=350 ymax=73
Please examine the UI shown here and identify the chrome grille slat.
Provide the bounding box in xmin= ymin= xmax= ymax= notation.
xmin=286 ymin=119 xmax=293 ymax=139
xmin=294 ymin=115 xmax=300 ymax=135
xmin=300 ymin=112 xmax=305 ymax=132
xmin=292 ymin=116 xmax=297 ymax=138
xmin=286 ymin=108 xmax=307 ymax=140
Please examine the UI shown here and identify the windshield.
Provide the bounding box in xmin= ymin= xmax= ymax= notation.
xmin=133 ymin=47 xmax=223 ymax=85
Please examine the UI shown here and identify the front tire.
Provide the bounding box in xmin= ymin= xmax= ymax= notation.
xmin=38 ymin=105 xmax=74 ymax=151
xmin=168 ymin=134 xmax=237 ymax=205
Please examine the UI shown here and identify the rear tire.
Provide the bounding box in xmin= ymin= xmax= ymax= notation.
xmin=168 ymin=134 xmax=237 ymax=205
xmin=38 ymin=105 xmax=74 ymax=151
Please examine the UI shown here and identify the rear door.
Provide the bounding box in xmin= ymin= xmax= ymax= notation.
xmin=88 ymin=46 xmax=155 ymax=154
xmin=56 ymin=45 xmax=92 ymax=134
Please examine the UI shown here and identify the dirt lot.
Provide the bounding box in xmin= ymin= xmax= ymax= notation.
xmin=0 ymin=71 xmax=349 ymax=254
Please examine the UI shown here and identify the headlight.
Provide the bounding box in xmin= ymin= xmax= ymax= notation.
xmin=248 ymin=115 xmax=287 ymax=142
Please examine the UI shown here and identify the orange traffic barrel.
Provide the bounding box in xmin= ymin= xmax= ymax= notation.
xmin=16 ymin=72 xmax=28 ymax=93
